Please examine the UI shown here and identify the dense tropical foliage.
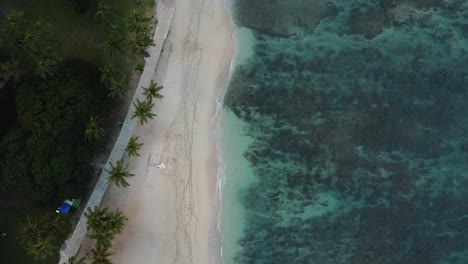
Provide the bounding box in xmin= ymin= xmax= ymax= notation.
xmin=18 ymin=214 xmax=68 ymax=261
xmin=0 ymin=0 xmax=156 ymax=261
xmin=0 ymin=62 xmax=105 ymax=203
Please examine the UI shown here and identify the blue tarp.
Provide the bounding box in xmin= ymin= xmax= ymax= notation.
xmin=58 ymin=202 xmax=71 ymax=214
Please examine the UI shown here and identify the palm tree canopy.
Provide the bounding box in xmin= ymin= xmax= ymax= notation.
xmin=67 ymin=256 xmax=86 ymax=264
xmin=95 ymin=1 xmax=111 ymax=23
xmin=127 ymin=32 xmax=154 ymax=57
xmin=84 ymin=206 xmax=109 ymax=230
xmin=91 ymin=243 xmax=113 ymax=264
xmin=126 ymin=136 xmax=143 ymax=157
xmin=5 ymin=11 xmax=25 ymax=37
xmin=107 ymin=75 xmax=129 ymax=98
xmin=106 ymin=159 xmax=135 ymax=187
xmin=143 ymin=80 xmax=164 ymax=100
xmin=18 ymin=214 xmax=65 ymax=260
xmin=0 ymin=58 xmax=22 ymax=85
xmin=84 ymin=206 xmax=128 ymax=245
xmin=126 ymin=9 xmax=150 ymax=33
xmin=102 ymin=32 xmax=123 ymax=56
xmin=27 ymin=235 xmax=56 ymax=261
xmin=131 ymin=98 xmax=156 ymax=125
xmin=99 ymin=64 xmax=115 ymax=86
xmin=85 ymin=116 xmax=105 ymax=141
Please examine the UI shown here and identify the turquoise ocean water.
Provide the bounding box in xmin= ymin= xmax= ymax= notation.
xmin=220 ymin=1 xmax=468 ymax=263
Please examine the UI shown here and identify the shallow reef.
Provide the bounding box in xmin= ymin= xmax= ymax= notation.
xmin=225 ymin=0 xmax=468 ymax=263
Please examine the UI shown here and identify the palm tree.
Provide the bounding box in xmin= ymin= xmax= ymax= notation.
xmin=5 ymin=11 xmax=25 ymax=38
xmin=0 ymin=58 xmax=22 ymax=88
xmin=106 ymin=159 xmax=134 ymax=187
xmin=18 ymin=215 xmax=62 ymax=261
xmin=86 ymin=211 xmax=114 ymax=247
xmin=90 ymin=244 xmax=113 ymax=264
xmin=106 ymin=210 xmax=127 ymax=235
xmin=85 ymin=116 xmax=105 ymax=141
xmin=143 ymin=80 xmax=163 ymax=100
xmin=42 ymin=213 xmax=66 ymax=232
xmin=85 ymin=206 xmax=128 ymax=245
xmin=108 ymin=75 xmax=129 ymax=98
xmin=95 ymin=1 xmax=111 ymax=23
xmin=25 ymin=20 xmax=58 ymax=56
xmin=18 ymin=216 xmax=41 ymax=245
xmin=35 ymin=58 xmax=57 ymax=78
xmin=99 ymin=64 xmax=115 ymax=86
xmin=102 ymin=32 xmax=123 ymax=56
xmin=66 ymin=256 xmax=86 ymax=264
xmin=131 ymin=98 xmax=156 ymax=125
xmin=127 ymin=32 xmax=154 ymax=57
xmin=89 ymin=228 xmax=113 ymax=248
xmin=26 ymin=235 xmax=56 ymax=261
xmin=126 ymin=136 xmax=143 ymax=157
xmin=126 ymin=9 xmax=149 ymax=33
xmin=84 ymin=206 xmax=109 ymax=231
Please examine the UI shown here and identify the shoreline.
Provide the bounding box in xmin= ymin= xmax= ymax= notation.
xmin=213 ymin=1 xmax=239 ymax=262
xmin=212 ymin=40 xmax=235 ymax=264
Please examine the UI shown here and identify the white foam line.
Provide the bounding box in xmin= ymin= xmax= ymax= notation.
xmin=209 ymin=0 xmax=242 ymax=263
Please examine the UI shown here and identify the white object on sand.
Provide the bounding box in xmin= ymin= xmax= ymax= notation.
xmin=157 ymin=163 xmax=166 ymax=169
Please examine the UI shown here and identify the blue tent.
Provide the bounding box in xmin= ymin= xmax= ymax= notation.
xmin=57 ymin=202 xmax=71 ymax=214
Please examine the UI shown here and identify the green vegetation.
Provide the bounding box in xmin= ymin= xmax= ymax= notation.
xmin=128 ymin=32 xmax=155 ymax=57
xmin=102 ymin=32 xmax=124 ymax=57
xmin=126 ymin=8 xmax=155 ymax=57
xmin=95 ymin=1 xmax=112 ymax=23
xmin=90 ymin=243 xmax=113 ymax=264
xmin=18 ymin=214 xmax=68 ymax=261
xmin=85 ymin=206 xmax=127 ymax=246
xmin=86 ymin=116 xmax=106 ymax=141
xmin=143 ymin=80 xmax=164 ymax=100
xmin=84 ymin=206 xmax=127 ymax=263
xmin=132 ymin=98 xmax=156 ymax=125
xmin=0 ymin=10 xmax=61 ymax=83
xmin=67 ymin=256 xmax=87 ymax=264
xmin=126 ymin=136 xmax=144 ymax=157
xmin=0 ymin=0 xmax=155 ymax=63
xmin=1 ymin=62 xmax=104 ymax=203
xmin=0 ymin=205 xmax=70 ymax=263
xmin=106 ymin=159 xmax=135 ymax=188
xmin=0 ymin=0 xmax=155 ymax=203
xmin=99 ymin=64 xmax=130 ymax=98
xmin=0 ymin=0 xmax=156 ymax=262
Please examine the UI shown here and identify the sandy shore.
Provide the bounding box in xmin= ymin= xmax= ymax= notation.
xmin=99 ymin=0 xmax=234 ymax=263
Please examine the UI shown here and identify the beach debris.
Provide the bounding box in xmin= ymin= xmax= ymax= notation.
xmin=157 ymin=162 xmax=166 ymax=169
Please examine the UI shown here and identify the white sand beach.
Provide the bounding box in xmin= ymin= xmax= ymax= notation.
xmin=95 ymin=0 xmax=234 ymax=263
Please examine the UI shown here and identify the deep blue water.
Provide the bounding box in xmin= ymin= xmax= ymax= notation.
xmin=223 ymin=0 xmax=468 ymax=263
